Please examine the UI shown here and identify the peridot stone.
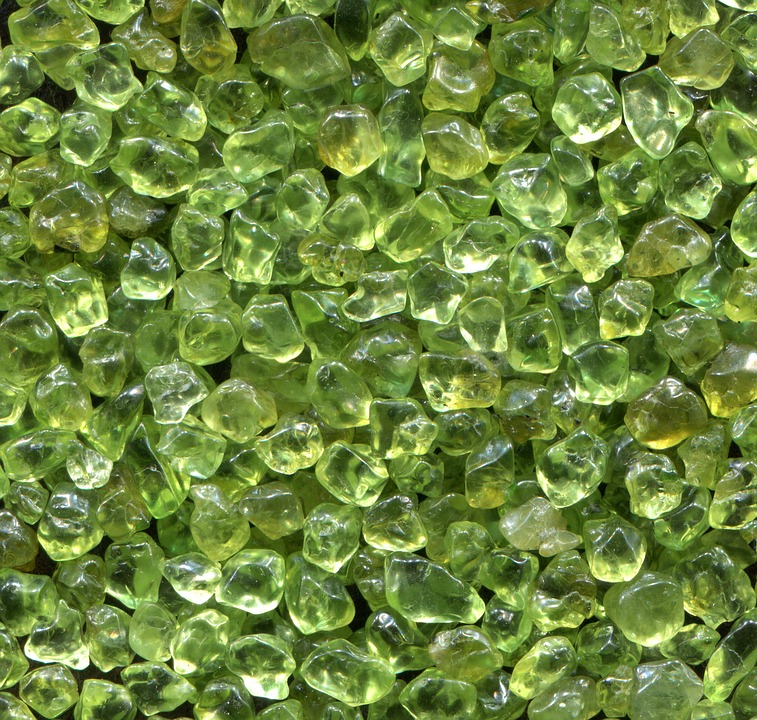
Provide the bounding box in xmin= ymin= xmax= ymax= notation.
xmin=301 ymin=639 xmax=394 ymax=706
xmin=605 ymin=572 xmax=685 ymax=647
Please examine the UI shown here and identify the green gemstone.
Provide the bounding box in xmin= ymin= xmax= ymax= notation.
xmin=536 ymin=428 xmax=610 ymax=507
xmin=421 ymin=112 xmax=488 ymax=180
xmin=490 ymin=17 xmax=554 ymax=86
xmin=227 ymin=634 xmax=296 ymax=699
xmin=553 ymin=72 xmax=622 ymax=143
xmin=585 ymin=2 xmax=645 ymax=71
xmin=621 ymin=67 xmax=694 ymax=159
xmin=369 ymin=12 xmax=433 ymax=87
xmin=284 ymin=553 xmax=355 ymax=634
xmin=630 ymin=660 xmax=703 ymax=720
xmin=84 ymin=605 xmax=133 ymax=673
xmin=301 ymin=638 xmax=394 ymax=706
xmin=605 ymin=572 xmax=685 ymax=647
xmin=111 ymin=9 xmax=177 ymax=74
xmin=31 ymin=181 xmax=108 ymax=253
xmin=121 ymin=661 xmax=198 ymax=716
xmin=584 ymin=515 xmax=647 ymax=582
xmin=180 ymin=0 xmax=236 ymax=76
xmin=528 ymin=550 xmax=596 ymax=631
xmin=674 ymin=546 xmax=756 ymax=628
xmin=510 ymin=635 xmax=577 ymax=700
xmin=492 ymin=153 xmax=567 ymax=229
xmin=659 ymin=29 xmax=734 ymax=90
xmin=67 ymin=43 xmax=141 ymax=111
xmin=249 ymin=15 xmax=350 ymax=90
xmin=385 ymin=551 xmax=484 ymax=624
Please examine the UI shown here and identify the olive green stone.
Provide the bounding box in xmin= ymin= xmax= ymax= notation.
xmin=170 ymin=607 xmax=230 ymax=676
xmin=419 ymin=351 xmax=500 ymax=411
xmin=576 ymin=621 xmax=641 ymax=676
xmin=423 ymin=40 xmax=494 ymax=113
xmin=0 ymin=98 xmax=60 ymax=157
xmin=421 ymin=113 xmax=488 ymax=180
xmin=625 ymin=377 xmax=709 ymax=449
xmin=315 ymin=441 xmax=388 ymax=506
xmin=284 ymin=553 xmax=355 ymax=634
xmin=223 ymin=111 xmax=294 ymax=184
xmin=19 ymin=664 xmax=79 ymax=718
xmin=584 ymin=515 xmax=647 ymax=583
xmin=630 ymin=660 xmax=703 ymax=720
xmin=74 ymin=679 xmax=136 ymax=720
xmin=250 ymin=15 xmax=350 ymax=90
xmin=597 ymin=147 xmax=659 ymax=215
xmin=428 ymin=625 xmax=502 ymax=683
xmin=566 ymin=204 xmax=623 ymax=283
xmin=227 ymin=634 xmax=296 ymax=700
xmin=528 ymin=550 xmax=595 ymax=631
xmin=215 ymin=548 xmax=284 ymax=614
xmin=375 ymin=189 xmax=452 ymax=263
xmin=701 ymin=343 xmax=757 ymax=417
xmin=492 ymin=153 xmax=567 ymax=229
xmin=30 ymin=181 xmax=108 ymax=253
xmin=377 ymin=88 xmax=425 ymax=187
xmin=674 ymin=546 xmax=755 ymax=628
xmin=385 ymin=552 xmax=484 ymax=624
xmin=160 ymin=552 xmax=221 ymax=604
xmin=659 ymin=29 xmax=734 ymax=90
xmin=84 ymin=605 xmax=133 ymax=673
xmin=180 ymin=0 xmax=236 ymax=76
xmin=625 ymin=450 xmax=684 ymax=519
xmin=529 ymin=677 xmax=599 ymax=720
xmin=553 ymin=72 xmax=622 ymax=144
xmin=111 ymin=136 xmax=199 ymax=198
xmin=365 ymin=607 xmax=429 ymax=673
xmin=585 ymin=2 xmax=645 ymax=71
xmin=697 ymin=110 xmax=757 ymax=185
xmin=399 ymin=670 xmax=477 ymax=720
xmin=605 ymin=572 xmax=685 ymax=647
xmin=536 ymin=428 xmax=610 ymax=507
xmin=111 ymin=10 xmax=177 ymax=74
xmin=104 ymin=532 xmax=164 ymax=608
xmin=318 ymin=105 xmax=383 ymax=178
xmin=621 ymin=67 xmax=694 ymax=159
xmin=627 ymin=214 xmax=712 ymax=277
xmin=0 ymin=694 xmax=36 ymax=720
xmin=705 ymin=610 xmax=757 ymax=702
xmin=510 ymin=635 xmax=577 ymax=700
xmin=301 ymin=639 xmax=394 ymax=706
xmin=121 ymin=662 xmax=198 ymax=716
xmin=67 ymin=43 xmax=142 ymax=111
xmin=490 ymin=18 xmax=554 ymax=87
xmin=481 ymin=92 xmax=540 ymax=164
xmin=369 ymin=13 xmax=433 ymax=87
xmin=659 ymin=142 xmax=723 ymax=220
xmin=660 ymin=624 xmax=721 ymax=666
xmin=25 ymin=599 xmax=89 ymax=669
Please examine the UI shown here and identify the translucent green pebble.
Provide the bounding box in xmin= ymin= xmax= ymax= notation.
xmin=111 ymin=136 xmax=199 ymax=198
xmin=301 ymin=639 xmax=394 ymax=706
xmin=227 ymin=634 xmax=296 ymax=699
xmin=67 ymin=44 xmax=142 ymax=111
xmin=385 ymin=551 xmax=484 ymax=623
xmin=284 ymin=553 xmax=355 ymax=634
xmin=621 ymin=67 xmax=694 ymax=159
xmin=553 ymin=72 xmax=622 ymax=143
xmin=121 ymin=661 xmax=198 ymax=715
xmin=605 ymin=571 xmax=685 ymax=647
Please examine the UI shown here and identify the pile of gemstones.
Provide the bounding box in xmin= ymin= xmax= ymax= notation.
xmin=0 ymin=0 xmax=756 ymax=717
